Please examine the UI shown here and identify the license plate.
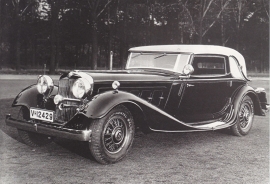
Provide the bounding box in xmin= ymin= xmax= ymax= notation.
xmin=30 ymin=108 xmax=54 ymax=122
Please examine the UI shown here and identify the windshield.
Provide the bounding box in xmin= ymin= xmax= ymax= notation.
xmin=126 ymin=52 xmax=191 ymax=73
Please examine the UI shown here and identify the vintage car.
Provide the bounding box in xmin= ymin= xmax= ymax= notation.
xmin=6 ymin=45 xmax=269 ymax=164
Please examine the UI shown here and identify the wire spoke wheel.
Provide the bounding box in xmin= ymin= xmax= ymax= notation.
xmin=239 ymin=105 xmax=252 ymax=129
xmin=103 ymin=117 xmax=127 ymax=153
xmin=89 ymin=105 xmax=135 ymax=164
xmin=231 ymin=96 xmax=254 ymax=136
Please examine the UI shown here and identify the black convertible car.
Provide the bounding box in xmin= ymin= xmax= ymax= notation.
xmin=6 ymin=45 xmax=269 ymax=164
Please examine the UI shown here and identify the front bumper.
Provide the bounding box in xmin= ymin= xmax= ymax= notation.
xmin=5 ymin=114 xmax=92 ymax=142
xmin=265 ymin=104 xmax=270 ymax=112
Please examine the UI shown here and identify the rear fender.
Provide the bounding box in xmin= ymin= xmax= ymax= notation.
xmin=12 ymin=84 xmax=58 ymax=110
xmin=254 ymin=88 xmax=269 ymax=110
xmin=232 ymin=85 xmax=265 ymax=116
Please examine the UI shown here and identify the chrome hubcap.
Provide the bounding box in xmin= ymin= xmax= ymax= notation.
xmin=104 ymin=117 xmax=126 ymax=153
xmin=113 ymin=128 xmax=124 ymax=142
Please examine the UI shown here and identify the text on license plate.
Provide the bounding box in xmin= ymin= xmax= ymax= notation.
xmin=30 ymin=108 xmax=54 ymax=122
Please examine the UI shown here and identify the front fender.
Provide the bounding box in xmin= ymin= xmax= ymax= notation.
xmin=82 ymin=90 xmax=143 ymax=119
xmin=12 ymin=84 xmax=58 ymax=109
xmin=82 ymin=90 xmax=201 ymax=131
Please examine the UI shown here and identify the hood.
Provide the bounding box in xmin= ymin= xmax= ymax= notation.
xmin=63 ymin=70 xmax=175 ymax=83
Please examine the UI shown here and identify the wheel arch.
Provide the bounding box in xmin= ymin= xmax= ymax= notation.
xmin=121 ymin=102 xmax=150 ymax=133
xmin=232 ymin=85 xmax=265 ymax=116
xmin=12 ymin=84 xmax=58 ymax=110
xmin=245 ymin=92 xmax=264 ymax=116
xmin=83 ymin=91 xmax=146 ymax=119
xmin=81 ymin=91 xmax=153 ymax=132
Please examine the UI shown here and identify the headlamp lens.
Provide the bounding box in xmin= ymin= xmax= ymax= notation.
xmin=72 ymin=78 xmax=91 ymax=98
xmin=37 ymin=75 xmax=53 ymax=94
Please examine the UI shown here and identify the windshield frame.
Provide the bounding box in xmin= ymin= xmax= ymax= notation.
xmin=125 ymin=52 xmax=192 ymax=74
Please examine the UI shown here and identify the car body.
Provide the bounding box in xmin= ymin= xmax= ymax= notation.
xmin=6 ymin=45 xmax=269 ymax=164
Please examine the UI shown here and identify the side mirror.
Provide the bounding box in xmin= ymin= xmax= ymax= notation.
xmin=182 ymin=64 xmax=194 ymax=75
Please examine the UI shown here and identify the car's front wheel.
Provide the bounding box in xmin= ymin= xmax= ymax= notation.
xmin=89 ymin=105 xmax=135 ymax=164
xmin=231 ymin=95 xmax=254 ymax=136
xmin=18 ymin=129 xmax=54 ymax=147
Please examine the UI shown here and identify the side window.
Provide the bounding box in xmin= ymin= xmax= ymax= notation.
xmin=191 ymin=56 xmax=226 ymax=75
xmin=229 ymin=57 xmax=244 ymax=79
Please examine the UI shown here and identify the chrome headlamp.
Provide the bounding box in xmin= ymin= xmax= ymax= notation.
xmin=72 ymin=77 xmax=93 ymax=98
xmin=37 ymin=75 xmax=54 ymax=95
xmin=182 ymin=64 xmax=194 ymax=75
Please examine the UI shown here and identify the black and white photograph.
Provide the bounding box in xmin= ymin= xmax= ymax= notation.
xmin=0 ymin=0 xmax=269 ymax=183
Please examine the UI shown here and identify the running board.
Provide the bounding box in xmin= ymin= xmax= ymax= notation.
xmin=193 ymin=121 xmax=226 ymax=130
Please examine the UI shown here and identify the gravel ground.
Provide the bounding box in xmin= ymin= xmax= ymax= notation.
xmin=0 ymin=76 xmax=269 ymax=184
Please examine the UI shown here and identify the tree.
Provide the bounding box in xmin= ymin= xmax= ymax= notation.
xmin=0 ymin=0 xmax=268 ymax=72
xmin=86 ymin=0 xmax=114 ymax=70
xmin=190 ymin=0 xmax=231 ymax=43
xmin=48 ymin=0 xmax=60 ymax=74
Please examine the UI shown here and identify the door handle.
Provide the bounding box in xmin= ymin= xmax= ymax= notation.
xmin=227 ymin=81 xmax=232 ymax=87
xmin=187 ymin=84 xmax=194 ymax=87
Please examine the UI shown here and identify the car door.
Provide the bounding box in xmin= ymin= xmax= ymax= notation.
xmin=176 ymin=55 xmax=231 ymax=123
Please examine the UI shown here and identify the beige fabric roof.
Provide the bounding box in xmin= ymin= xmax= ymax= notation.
xmin=129 ymin=45 xmax=247 ymax=76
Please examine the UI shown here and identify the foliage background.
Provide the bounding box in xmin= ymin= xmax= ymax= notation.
xmin=0 ymin=0 xmax=269 ymax=74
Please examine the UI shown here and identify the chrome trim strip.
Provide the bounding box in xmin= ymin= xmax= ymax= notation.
xmin=255 ymin=87 xmax=266 ymax=93
xmin=149 ymin=127 xmax=208 ymax=133
xmin=164 ymin=83 xmax=175 ymax=108
xmin=265 ymin=104 xmax=270 ymax=112
xmin=97 ymin=86 xmax=167 ymax=94
xmin=6 ymin=116 xmax=92 ymax=141
xmin=185 ymin=78 xmax=241 ymax=81
xmin=61 ymin=97 xmax=81 ymax=102
xmin=194 ymin=121 xmax=226 ymax=129
xmin=177 ymin=83 xmax=185 ymax=108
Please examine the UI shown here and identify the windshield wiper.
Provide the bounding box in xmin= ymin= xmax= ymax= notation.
xmin=154 ymin=53 xmax=166 ymax=59
xmin=131 ymin=53 xmax=143 ymax=59
xmin=141 ymin=68 xmax=175 ymax=75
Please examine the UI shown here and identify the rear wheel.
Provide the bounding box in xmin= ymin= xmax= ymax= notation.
xmin=231 ymin=96 xmax=254 ymax=136
xmin=89 ymin=105 xmax=135 ymax=164
xmin=18 ymin=129 xmax=54 ymax=147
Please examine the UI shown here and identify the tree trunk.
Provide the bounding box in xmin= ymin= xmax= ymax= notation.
xmin=31 ymin=0 xmax=36 ymax=67
xmin=24 ymin=39 xmax=28 ymax=66
xmin=235 ymin=1 xmax=242 ymax=51
xmin=49 ymin=0 xmax=59 ymax=74
xmin=49 ymin=25 xmax=56 ymax=74
xmin=220 ymin=0 xmax=225 ymax=46
xmin=91 ymin=20 xmax=98 ymax=70
xmin=120 ymin=0 xmax=128 ymax=69
xmin=16 ymin=23 xmax=21 ymax=70
xmin=107 ymin=28 xmax=112 ymax=69
xmin=119 ymin=19 xmax=127 ymax=68
xmin=31 ymin=38 xmax=36 ymax=67
xmin=260 ymin=31 xmax=263 ymax=72
xmin=56 ymin=23 xmax=60 ymax=72
xmin=15 ymin=3 xmax=21 ymax=70
xmin=198 ymin=0 xmax=204 ymax=44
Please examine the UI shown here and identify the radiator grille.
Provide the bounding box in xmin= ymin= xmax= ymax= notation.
xmin=55 ymin=78 xmax=81 ymax=123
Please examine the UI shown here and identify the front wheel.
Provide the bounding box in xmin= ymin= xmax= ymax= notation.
xmin=18 ymin=129 xmax=54 ymax=147
xmin=231 ymin=96 xmax=254 ymax=136
xmin=89 ymin=105 xmax=135 ymax=164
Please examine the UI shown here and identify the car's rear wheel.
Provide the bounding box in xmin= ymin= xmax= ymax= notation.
xmin=231 ymin=95 xmax=254 ymax=136
xmin=18 ymin=129 xmax=54 ymax=147
xmin=89 ymin=105 xmax=135 ymax=164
